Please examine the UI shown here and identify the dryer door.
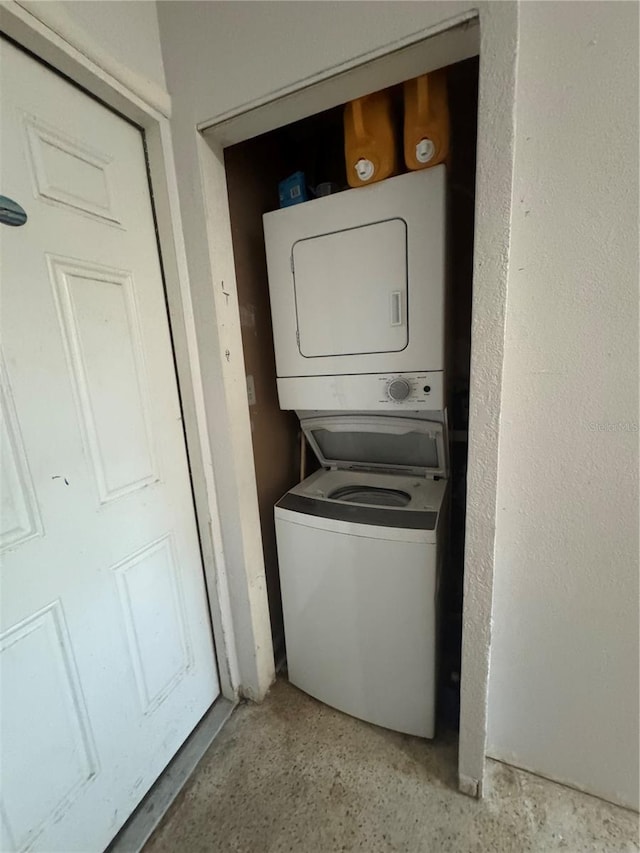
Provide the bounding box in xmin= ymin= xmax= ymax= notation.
xmin=293 ymin=219 xmax=407 ymax=358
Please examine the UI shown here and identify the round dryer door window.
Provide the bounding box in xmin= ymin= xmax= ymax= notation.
xmin=328 ymin=485 xmax=411 ymax=507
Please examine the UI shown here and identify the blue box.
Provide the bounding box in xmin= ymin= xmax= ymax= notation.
xmin=279 ymin=171 xmax=308 ymax=208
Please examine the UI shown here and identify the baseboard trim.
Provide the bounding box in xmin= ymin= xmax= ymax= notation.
xmin=107 ymin=696 xmax=235 ymax=852
xmin=487 ymin=755 xmax=639 ymax=814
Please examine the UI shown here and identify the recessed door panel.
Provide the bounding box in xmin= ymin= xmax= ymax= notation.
xmin=113 ymin=535 xmax=191 ymax=714
xmin=293 ymin=219 xmax=408 ymax=358
xmin=0 ymin=360 xmax=42 ymax=552
xmin=50 ymin=256 xmax=158 ymax=504
xmin=0 ymin=603 xmax=98 ymax=852
xmin=24 ymin=114 xmax=119 ymax=225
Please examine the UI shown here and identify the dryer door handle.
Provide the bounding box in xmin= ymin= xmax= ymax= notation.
xmin=391 ymin=291 xmax=403 ymax=326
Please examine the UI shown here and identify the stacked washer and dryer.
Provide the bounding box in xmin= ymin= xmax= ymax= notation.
xmin=263 ymin=166 xmax=448 ymax=739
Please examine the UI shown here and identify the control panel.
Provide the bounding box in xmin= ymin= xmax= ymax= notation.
xmin=380 ymin=373 xmax=434 ymax=405
xmin=277 ymin=371 xmax=443 ymax=411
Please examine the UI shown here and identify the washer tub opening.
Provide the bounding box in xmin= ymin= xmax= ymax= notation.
xmin=328 ymin=486 xmax=412 ymax=507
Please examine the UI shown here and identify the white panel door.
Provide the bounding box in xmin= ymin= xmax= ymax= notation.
xmin=0 ymin=40 xmax=220 ymax=852
xmin=293 ymin=219 xmax=408 ymax=358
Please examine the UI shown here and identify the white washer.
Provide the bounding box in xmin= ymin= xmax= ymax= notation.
xmin=275 ymin=415 xmax=448 ymax=738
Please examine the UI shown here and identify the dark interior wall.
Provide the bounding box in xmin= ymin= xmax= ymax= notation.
xmin=224 ymin=139 xmax=300 ymax=658
xmin=271 ymin=104 xmax=347 ymax=192
xmin=439 ymin=56 xmax=479 ymax=727
xmin=447 ymin=56 xmax=479 ymax=409
xmin=444 ymin=55 xmax=478 ymax=593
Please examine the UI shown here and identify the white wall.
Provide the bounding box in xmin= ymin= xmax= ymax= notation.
xmin=487 ymin=1 xmax=639 ymax=810
xmin=166 ymin=0 xmax=476 ymax=123
xmin=58 ymin=0 xmax=166 ymax=90
xmin=22 ymin=1 xmax=167 ymax=94
xmin=14 ymin=1 xmax=170 ymax=118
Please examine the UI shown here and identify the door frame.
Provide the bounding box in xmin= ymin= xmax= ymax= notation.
xmin=194 ymin=5 xmax=519 ymax=798
xmin=0 ymin=0 xmax=241 ymax=702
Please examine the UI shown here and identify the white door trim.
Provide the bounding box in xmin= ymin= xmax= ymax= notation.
xmin=194 ymin=5 xmax=519 ymax=798
xmin=0 ymin=0 xmax=242 ymax=702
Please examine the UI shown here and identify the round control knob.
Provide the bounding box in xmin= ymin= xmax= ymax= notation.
xmin=387 ymin=378 xmax=412 ymax=401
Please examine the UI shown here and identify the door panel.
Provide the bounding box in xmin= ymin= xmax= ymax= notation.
xmin=112 ymin=534 xmax=192 ymax=714
xmin=0 ymin=364 xmax=43 ymax=551
xmin=0 ymin=39 xmax=220 ymax=852
xmin=49 ymin=256 xmax=158 ymax=502
xmin=293 ymin=219 xmax=408 ymax=358
xmin=1 ymin=603 xmax=99 ymax=853
xmin=24 ymin=113 xmax=121 ymax=225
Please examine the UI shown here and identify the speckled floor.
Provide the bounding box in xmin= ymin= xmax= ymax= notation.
xmin=144 ymin=679 xmax=639 ymax=853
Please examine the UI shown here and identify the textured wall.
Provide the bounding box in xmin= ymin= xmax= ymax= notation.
xmin=487 ymin=0 xmax=639 ymax=810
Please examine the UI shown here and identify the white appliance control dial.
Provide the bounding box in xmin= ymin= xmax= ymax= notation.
xmin=387 ymin=377 xmax=412 ymax=401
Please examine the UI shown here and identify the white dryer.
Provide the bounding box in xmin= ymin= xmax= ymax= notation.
xmin=263 ymin=167 xmax=446 ymax=412
xmin=275 ymin=414 xmax=449 ymax=738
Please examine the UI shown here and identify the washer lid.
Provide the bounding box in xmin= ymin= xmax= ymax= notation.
xmin=301 ymin=415 xmax=448 ymax=478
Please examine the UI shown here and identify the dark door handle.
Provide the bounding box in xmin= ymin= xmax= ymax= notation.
xmin=0 ymin=196 xmax=28 ymax=226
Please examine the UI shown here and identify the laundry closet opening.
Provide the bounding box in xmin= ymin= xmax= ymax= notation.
xmin=223 ymin=54 xmax=479 ymax=735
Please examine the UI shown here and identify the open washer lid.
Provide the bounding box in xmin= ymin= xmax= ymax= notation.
xmin=301 ymin=415 xmax=448 ymax=478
